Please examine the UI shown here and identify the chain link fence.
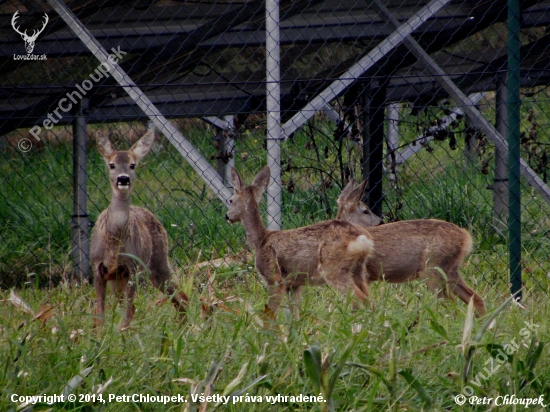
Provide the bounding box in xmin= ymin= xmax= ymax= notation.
xmin=1 ymin=1 xmax=549 ymax=306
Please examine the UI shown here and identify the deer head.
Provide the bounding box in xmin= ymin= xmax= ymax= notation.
xmin=226 ymin=166 xmax=270 ymax=224
xmin=96 ymin=130 xmax=155 ymax=200
xmin=336 ymin=179 xmax=381 ymax=226
xmin=12 ymin=11 xmax=49 ymax=54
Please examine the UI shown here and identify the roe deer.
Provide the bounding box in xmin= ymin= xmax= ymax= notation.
xmin=90 ymin=130 xmax=188 ymax=330
xmin=225 ymin=166 xmax=374 ymax=317
xmin=336 ymin=179 xmax=486 ymax=316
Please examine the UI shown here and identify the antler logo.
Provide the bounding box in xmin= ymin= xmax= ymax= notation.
xmin=12 ymin=11 xmax=49 ymax=54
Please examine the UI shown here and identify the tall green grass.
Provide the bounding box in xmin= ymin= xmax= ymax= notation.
xmin=0 ymin=270 xmax=548 ymax=411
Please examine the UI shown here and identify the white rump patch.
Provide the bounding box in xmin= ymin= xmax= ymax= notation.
xmin=347 ymin=235 xmax=374 ymax=255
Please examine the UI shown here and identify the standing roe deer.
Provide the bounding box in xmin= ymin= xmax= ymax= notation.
xmin=336 ymin=179 xmax=486 ymax=316
xmin=90 ymin=130 xmax=188 ymax=330
xmin=225 ymin=166 xmax=374 ymax=317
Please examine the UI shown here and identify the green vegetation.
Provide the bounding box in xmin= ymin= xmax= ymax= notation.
xmin=1 ymin=103 xmax=549 ymax=410
xmin=0 ymin=269 xmax=548 ymax=411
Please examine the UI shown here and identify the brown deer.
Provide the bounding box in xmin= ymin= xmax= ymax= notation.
xmin=90 ymin=130 xmax=188 ymax=330
xmin=336 ymin=179 xmax=486 ymax=316
xmin=225 ymin=166 xmax=374 ymax=317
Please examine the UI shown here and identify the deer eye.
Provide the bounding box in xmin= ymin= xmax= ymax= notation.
xmin=363 ymin=209 xmax=371 ymax=214
xmin=130 ymin=164 xmax=136 ymax=170
xmin=229 ymin=199 xmax=233 ymax=204
xmin=109 ymin=163 xmax=115 ymax=170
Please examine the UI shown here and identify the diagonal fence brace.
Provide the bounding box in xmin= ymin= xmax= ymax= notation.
xmin=373 ymin=0 xmax=550 ymax=206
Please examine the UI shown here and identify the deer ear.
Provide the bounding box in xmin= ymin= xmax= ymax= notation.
xmin=251 ymin=166 xmax=270 ymax=203
xmin=349 ymin=179 xmax=368 ymax=202
xmin=96 ymin=131 xmax=115 ymax=159
xmin=338 ymin=178 xmax=356 ymax=203
xmin=230 ymin=167 xmax=244 ymax=192
xmin=252 ymin=166 xmax=270 ymax=191
xmin=130 ymin=130 xmax=155 ymax=160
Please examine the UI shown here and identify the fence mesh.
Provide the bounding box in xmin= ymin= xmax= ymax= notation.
xmin=1 ymin=1 xmax=549 ymax=306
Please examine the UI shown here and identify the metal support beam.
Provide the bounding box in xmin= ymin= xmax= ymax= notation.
xmin=266 ymin=0 xmax=282 ymax=230
xmin=494 ymin=75 xmax=509 ymax=232
xmin=281 ymin=0 xmax=452 ymax=139
xmin=47 ymin=0 xmax=232 ymax=204
xmin=71 ymin=99 xmax=90 ymax=282
xmin=374 ymin=0 xmax=550 ymax=207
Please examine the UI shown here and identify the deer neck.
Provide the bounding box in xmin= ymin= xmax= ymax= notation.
xmin=241 ymin=198 xmax=268 ymax=250
xmin=106 ymin=191 xmax=131 ymax=235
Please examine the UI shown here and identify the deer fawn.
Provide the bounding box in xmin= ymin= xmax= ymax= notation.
xmin=90 ymin=130 xmax=188 ymax=330
xmin=225 ymin=166 xmax=374 ymax=317
xmin=336 ymin=179 xmax=486 ymax=316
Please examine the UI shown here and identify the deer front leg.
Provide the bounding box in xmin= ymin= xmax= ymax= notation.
xmin=265 ymin=282 xmax=285 ymax=318
xmin=94 ymin=264 xmax=107 ymax=329
xmin=118 ymin=279 xmax=136 ymax=331
xmin=257 ymin=252 xmax=285 ymax=320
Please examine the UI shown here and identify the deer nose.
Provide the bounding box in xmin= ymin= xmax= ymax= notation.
xmin=117 ymin=175 xmax=130 ymax=186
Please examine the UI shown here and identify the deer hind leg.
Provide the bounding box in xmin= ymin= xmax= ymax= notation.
xmin=318 ymin=242 xmax=369 ymax=308
xmin=93 ymin=263 xmax=108 ymax=329
xmin=150 ymin=251 xmax=189 ymax=320
xmin=423 ymin=266 xmax=454 ymax=301
xmin=150 ymin=269 xmax=189 ymax=322
xmin=321 ymin=266 xmax=369 ymax=308
xmin=450 ymin=275 xmax=486 ymax=316
xmin=425 ymin=267 xmax=486 ymax=317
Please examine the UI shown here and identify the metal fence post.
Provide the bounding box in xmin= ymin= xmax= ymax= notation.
xmin=508 ymin=0 xmax=522 ymax=299
xmin=266 ymin=0 xmax=281 ymax=230
xmin=71 ymin=98 xmax=91 ymax=282
xmin=362 ymin=81 xmax=386 ymax=218
xmin=494 ymin=74 xmax=509 ymax=233
xmin=386 ymin=103 xmax=400 ymax=182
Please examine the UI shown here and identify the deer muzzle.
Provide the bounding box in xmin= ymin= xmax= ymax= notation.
xmin=116 ymin=175 xmax=131 ymax=190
